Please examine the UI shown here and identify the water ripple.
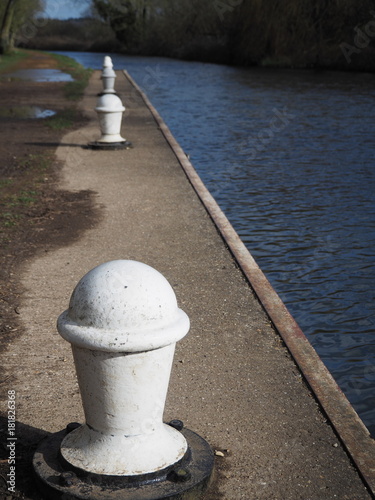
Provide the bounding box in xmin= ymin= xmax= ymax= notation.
xmin=61 ymin=51 xmax=375 ymax=436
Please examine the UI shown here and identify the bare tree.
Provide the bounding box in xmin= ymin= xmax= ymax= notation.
xmin=0 ymin=0 xmax=44 ymax=54
xmin=0 ymin=0 xmax=16 ymax=54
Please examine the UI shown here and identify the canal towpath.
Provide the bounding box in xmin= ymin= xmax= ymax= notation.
xmin=3 ymin=69 xmax=375 ymax=499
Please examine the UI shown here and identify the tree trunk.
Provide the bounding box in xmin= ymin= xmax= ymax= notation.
xmin=0 ymin=0 xmax=16 ymax=54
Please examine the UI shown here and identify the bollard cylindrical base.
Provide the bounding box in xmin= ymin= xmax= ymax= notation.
xmin=87 ymin=140 xmax=132 ymax=150
xmin=33 ymin=424 xmax=214 ymax=499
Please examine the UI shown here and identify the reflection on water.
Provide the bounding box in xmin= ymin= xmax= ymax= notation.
xmin=56 ymin=51 xmax=375 ymax=436
xmin=4 ymin=68 xmax=73 ymax=82
xmin=0 ymin=106 xmax=55 ymax=119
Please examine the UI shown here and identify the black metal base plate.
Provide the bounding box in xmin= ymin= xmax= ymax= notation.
xmin=33 ymin=426 xmax=214 ymax=500
xmin=87 ymin=141 xmax=132 ymax=150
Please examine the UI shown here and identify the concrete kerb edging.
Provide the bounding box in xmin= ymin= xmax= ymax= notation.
xmin=122 ymin=70 xmax=375 ymax=496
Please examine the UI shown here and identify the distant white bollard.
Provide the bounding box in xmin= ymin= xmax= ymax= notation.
xmin=57 ymin=260 xmax=189 ymax=475
xmin=93 ymin=93 xmax=127 ymax=146
xmin=33 ymin=260 xmax=214 ymax=499
xmin=101 ymin=55 xmax=116 ymax=94
xmin=88 ymin=56 xmax=132 ymax=149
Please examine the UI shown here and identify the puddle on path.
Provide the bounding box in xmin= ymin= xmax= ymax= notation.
xmin=4 ymin=68 xmax=73 ymax=82
xmin=0 ymin=106 xmax=56 ymax=119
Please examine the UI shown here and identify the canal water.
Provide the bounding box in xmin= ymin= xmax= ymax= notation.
xmin=56 ymin=51 xmax=375 ymax=436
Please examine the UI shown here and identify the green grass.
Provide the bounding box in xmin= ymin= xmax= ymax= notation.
xmin=0 ymin=179 xmax=13 ymax=188
xmin=50 ymin=52 xmax=92 ymax=101
xmin=0 ymin=49 xmax=92 ymax=99
xmin=0 ymin=154 xmax=51 ymax=239
xmin=0 ymin=52 xmax=91 ymax=242
xmin=45 ymin=108 xmax=78 ymax=130
xmin=45 ymin=55 xmax=92 ymax=128
xmin=1 ymin=212 xmax=20 ymax=228
xmin=0 ymin=190 xmax=36 ymax=229
xmin=0 ymin=49 xmax=29 ymax=75
xmin=17 ymin=154 xmax=50 ymax=178
xmin=17 ymin=190 xmax=38 ymax=205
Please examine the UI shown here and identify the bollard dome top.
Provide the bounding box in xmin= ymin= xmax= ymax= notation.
xmin=57 ymin=260 xmax=190 ymax=352
xmin=102 ymin=66 xmax=116 ymax=78
xmin=95 ymin=93 xmax=124 ymax=113
xmin=103 ymin=55 xmax=113 ymax=68
xmin=102 ymin=56 xmax=116 ymax=77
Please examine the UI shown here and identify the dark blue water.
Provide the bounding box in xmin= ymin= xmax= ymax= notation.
xmin=57 ymin=51 xmax=375 ymax=436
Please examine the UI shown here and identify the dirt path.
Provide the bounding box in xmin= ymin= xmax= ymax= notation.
xmin=0 ymin=52 xmax=99 ymax=498
xmin=0 ymin=51 xmax=98 ymax=350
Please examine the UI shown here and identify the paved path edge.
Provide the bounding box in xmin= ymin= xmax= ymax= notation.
xmin=122 ymin=70 xmax=375 ymax=496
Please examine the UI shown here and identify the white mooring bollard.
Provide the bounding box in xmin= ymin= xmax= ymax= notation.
xmin=95 ymin=93 xmax=126 ymax=144
xmin=89 ymin=93 xmax=132 ymax=149
xmin=33 ymin=260 xmax=214 ymax=499
xmin=88 ymin=56 xmax=132 ymax=149
xmin=59 ymin=260 xmax=189 ymax=475
xmin=101 ymin=55 xmax=116 ymax=94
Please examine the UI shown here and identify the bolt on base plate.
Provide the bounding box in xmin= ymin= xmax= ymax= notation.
xmin=87 ymin=140 xmax=133 ymax=150
xmin=33 ymin=424 xmax=214 ymax=500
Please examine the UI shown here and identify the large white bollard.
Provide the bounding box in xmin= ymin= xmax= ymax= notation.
xmin=57 ymin=260 xmax=189 ymax=475
xmin=101 ymin=55 xmax=116 ymax=94
xmin=33 ymin=260 xmax=214 ymax=499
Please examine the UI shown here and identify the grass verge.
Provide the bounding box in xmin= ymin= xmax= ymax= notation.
xmin=45 ymin=108 xmax=80 ymax=130
xmin=0 ymin=50 xmax=91 ymax=243
xmin=49 ymin=52 xmax=92 ymax=100
xmin=0 ymin=154 xmax=51 ymax=245
xmin=0 ymin=48 xmax=29 ymax=75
